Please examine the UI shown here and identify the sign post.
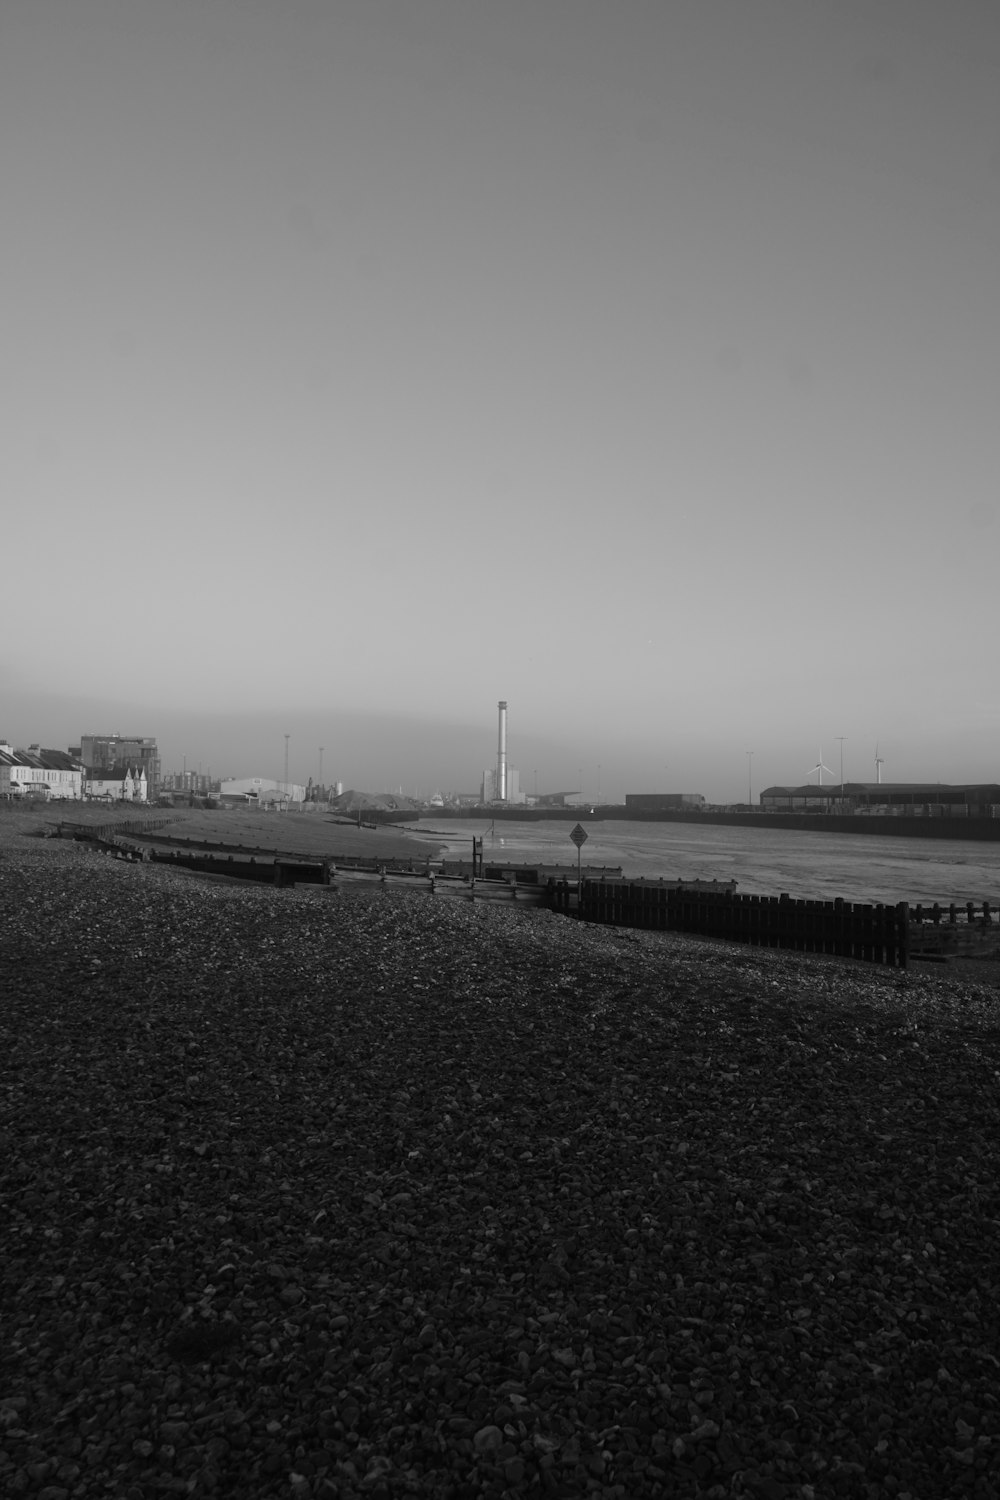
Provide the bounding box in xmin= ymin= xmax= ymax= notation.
xmin=570 ymin=822 xmax=588 ymax=894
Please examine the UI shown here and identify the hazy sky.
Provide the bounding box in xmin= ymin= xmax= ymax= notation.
xmin=3 ymin=0 xmax=999 ymax=800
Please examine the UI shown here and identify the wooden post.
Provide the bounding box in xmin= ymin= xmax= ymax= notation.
xmin=895 ymin=902 xmax=909 ymax=968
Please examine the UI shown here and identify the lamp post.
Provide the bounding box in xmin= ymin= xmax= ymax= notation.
xmin=284 ymin=734 xmax=290 ymax=794
xmin=747 ymin=750 xmax=753 ymax=808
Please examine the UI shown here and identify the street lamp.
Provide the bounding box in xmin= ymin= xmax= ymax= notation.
xmin=746 ymin=750 xmax=754 ymax=808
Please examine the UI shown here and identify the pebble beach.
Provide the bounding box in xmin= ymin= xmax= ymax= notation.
xmin=2 ymin=814 xmax=999 ymax=1499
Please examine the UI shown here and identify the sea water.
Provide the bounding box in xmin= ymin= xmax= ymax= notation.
xmin=408 ymin=817 xmax=1000 ymax=908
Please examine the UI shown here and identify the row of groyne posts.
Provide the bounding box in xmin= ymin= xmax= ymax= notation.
xmin=548 ymin=881 xmax=998 ymax=970
xmin=53 ymin=820 xmax=337 ymax=888
xmin=52 ymin=822 xmax=1000 ymax=971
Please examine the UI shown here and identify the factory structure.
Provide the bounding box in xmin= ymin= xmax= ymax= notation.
xmin=624 ymin=793 xmax=707 ymax=811
xmin=759 ymin=782 xmax=1000 ymax=815
xmin=218 ymin=777 xmax=307 ymax=807
xmin=481 ymin=700 xmax=526 ymax=805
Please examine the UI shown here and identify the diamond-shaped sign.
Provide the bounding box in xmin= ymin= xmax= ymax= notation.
xmin=570 ymin=823 xmax=588 ymax=848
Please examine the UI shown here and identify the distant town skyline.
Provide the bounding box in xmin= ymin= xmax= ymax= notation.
xmin=2 ymin=684 xmax=997 ymax=807
xmin=2 ymin=1 xmax=998 ymax=800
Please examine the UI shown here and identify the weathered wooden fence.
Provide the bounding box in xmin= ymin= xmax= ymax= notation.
xmin=440 ymin=858 xmax=624 ymax=884
xmin=548 ymin=879 xmax=910 ymax=968
xmin=147 ymin=849 xmax=329 ymax=886
xmin=54 ymin=817 xmax=170 ymax=841
xmin=327 ymin=853 xmax=434 ymax=874
xmin=908 ymin=900 xmax=997 ymax=959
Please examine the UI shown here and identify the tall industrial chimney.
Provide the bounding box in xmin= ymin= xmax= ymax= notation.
xmin=497 ymin=700 xmax=508 ymax=802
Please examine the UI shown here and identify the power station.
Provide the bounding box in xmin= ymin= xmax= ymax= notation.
xmin=482 ymin=698 xmax=523 ymax=804
xmin=497 ymin=699 xmax=507 ymax=802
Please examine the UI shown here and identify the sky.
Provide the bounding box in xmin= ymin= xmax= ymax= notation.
xmin=2 ymin=0 xmax=999 ymax=802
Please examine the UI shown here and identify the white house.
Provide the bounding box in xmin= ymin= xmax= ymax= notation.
xmin=85 ymin=763 xmax=148 ymax=802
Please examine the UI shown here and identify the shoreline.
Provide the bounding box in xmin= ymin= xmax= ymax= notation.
xmin=410 ymin=805 xmax=1000 ymax=841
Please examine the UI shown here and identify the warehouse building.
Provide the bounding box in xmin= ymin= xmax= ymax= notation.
xmin=760 ymin=782 xmax=1000 ymax=815
xmin=625 ymin=793 xmax=706 ymax=811
xmin=219 ymin=777 xmax=306 ymax=806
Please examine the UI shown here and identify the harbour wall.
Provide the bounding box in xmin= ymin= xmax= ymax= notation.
xmin=424 ymin=807 xmax=1000 ymax=840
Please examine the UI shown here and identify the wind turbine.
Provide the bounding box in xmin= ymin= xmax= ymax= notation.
xmin=874 ymin=744 xmax=885 ymax=784
xmin=807 ymin=749 xmax=834 ymax=785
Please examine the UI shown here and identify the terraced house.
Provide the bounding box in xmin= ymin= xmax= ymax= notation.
xmin=0 ymin=742 xmax=83 ymax=800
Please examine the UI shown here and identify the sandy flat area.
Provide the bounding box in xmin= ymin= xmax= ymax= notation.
xmin=6 ymin=802 xmax=443 ymax=863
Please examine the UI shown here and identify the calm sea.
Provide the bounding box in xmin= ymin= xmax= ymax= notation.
xmin=408 ymin=817 xmax=1000 ymax=908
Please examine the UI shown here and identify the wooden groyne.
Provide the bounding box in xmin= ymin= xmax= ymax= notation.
xmin=907 ymin=901 xmax=998 ymax=960
xmin=440 ymin=858 xmax=624 ymax=884
xmin=52 ymin=817 xmax=170 ymax=843
xmin=146 ymin=848 xmax=330 ymax=887
xmin=50 ymin=818 xmax=170 ymax=861
xmin=549 ymin=879 xmax=911 ymax=969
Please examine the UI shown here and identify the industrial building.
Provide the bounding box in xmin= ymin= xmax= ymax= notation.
xmin=482 ymin=766 xmax=524 ymax=804
xmin=760 ymin=782 xmax=1000 ymax=815
xmin=219 ymin=777 xmax=306 ymax=806
xmin=625 ymin=793 xmax=707 ymax=811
